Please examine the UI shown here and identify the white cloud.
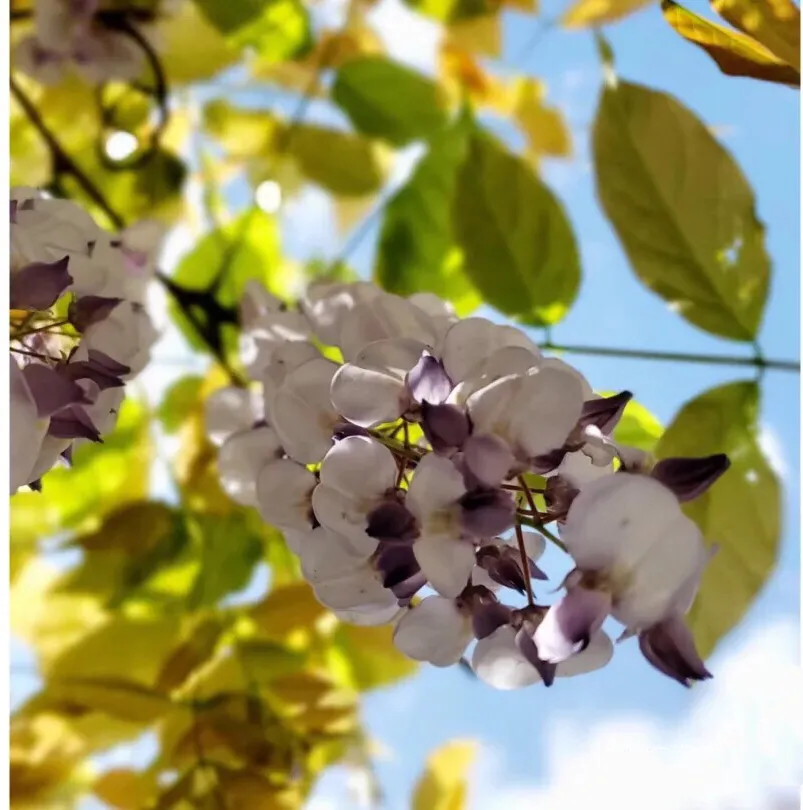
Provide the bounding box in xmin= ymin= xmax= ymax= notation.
xmin=367 ymin=0 xmax=442 ymax=75
xmin=472 ymin=617 xmax=802 ymax=810
xmin=759 ymin=424 xmax=790 ymax=480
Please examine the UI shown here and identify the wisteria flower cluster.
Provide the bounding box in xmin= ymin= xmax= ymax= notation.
xmin=10 ymin=187 xmax=160 ymax=494
xmin=209 ymin=279 xmax=731 ymax=690
xmin=12 ymin=0 xmax=152 ymax=85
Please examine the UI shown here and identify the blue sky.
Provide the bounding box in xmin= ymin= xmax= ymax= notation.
xmin=10 ymin=1 xmax=801 ymax=808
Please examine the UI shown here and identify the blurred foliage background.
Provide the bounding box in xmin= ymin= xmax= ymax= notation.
xmin=8 ymin=0 xmax=799 ymax=807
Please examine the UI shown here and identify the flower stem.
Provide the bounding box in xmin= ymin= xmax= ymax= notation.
xmin=540 ymin=341 xmax=799 ymax=373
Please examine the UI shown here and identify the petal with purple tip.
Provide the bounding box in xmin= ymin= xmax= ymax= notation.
xmin=393 ymin=595 xmax=472 ymax=667
xmin=638 ymin=614 xmax=712 ymax=687
xmin=366 ymin=500 xmax=418 ymax=543
xmin=459 ymin=488 xmax=516 ymax=538
xmin=650 ymin=454 xmax=731 ymax=502
xmin=471 ymin=625 xmax=542 ymax=690
xmin=68 ymin=295 xmax=123 ymax=331
xmin=463 ymin=434 xmax=515 ymax=488
xmin=405 ymin=351 xmax=452 ymax=405
xmin=515 ymin=626 xmax=557 ymax=686
xmin=534 ymin=587 xmax=612 ymax=664
xmin=579 ymin=390 xmax=633 ymax=434
xmin=420 ymin=402 xmax=470 ymax=453
xmin=47 ymin=405 xmax=102 ymax=441
xmin=470 ymin=592 xmax=512 ymax=640
xmin=10 ymin=256 xmax=73 ymax=311
xmin=21 ymin=364 xmax=89 ymax=418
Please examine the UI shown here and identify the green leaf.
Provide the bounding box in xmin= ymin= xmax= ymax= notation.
xmin=332 ymin=56 xmax=448 ymax=147
xmin=286 ymin=123 xmax=386 ymax=197
xmin=203 ymin=101 xmax=280 ymax=159
xmin=157 ymin=376 xmax=204 ymax=434
xmin=655 ymin=381 xmax=781 ymax=659
xmin=236 ymin=640 xmax=307 ymax=680
xmin=661 ymin=1 xmax=800 ymax=87
xmin=598 ymin=392 xmax=664 ymax=452
xmin=187 ymin=513 xmax=264 ymax=608
xmin=452 ymin=127 xmax=581 ymax=326
xmin=10 ymin=399 xmax=152 ymax=551
xmin=331 ymin=623 xmax=418 ymax=691
xmin=192 ymin=0 xmax=312 ymax=61
xmin=376 ymin=111 xmax=479 ymax=314
xmin=592 ymin=79 xmax=771 ymax=341
xmin=168 ymin=208 xmax=285 ymax=351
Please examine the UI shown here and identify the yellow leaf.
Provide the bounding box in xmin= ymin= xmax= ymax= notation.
xmin=248 ymin=582 xmax=333 ymax=642
xmin=662 ymin=1 xmax=799 ymax=86
xmin=447 ymin=14 xmax=502 ymax=57
xmin=332 ymin=194 xmax=376 ymax=234
xmin=45 ymin=615 xmax=181 ymax=688
xmin=509 ymin=77 xmax=573 ymax=161
xmin=562 ymin=0 xmax=655 ymax=28
xmin=93 ymin=768 xmax=156 ymax=810
xmin=439 ymin=43 xmax=508 ymax=108
xmin=158 ymin=2 xmax=240 ymax=84
xmin=156 ymin=617 xmax=225 ymax=693
xmin=215 ymin=768 xmax=301 ymax=810
xmin=412 ymin=740 xmax=477 ymax=810
xmin=713 ymin=0 xmax=800 ymax=71
xmin=332 ymin=623 xmax=419 ymax=691
xmin=45 ymin=677 xmax=173 ymax=723
xmin=74 ymin=502 xmax=176 ymax=555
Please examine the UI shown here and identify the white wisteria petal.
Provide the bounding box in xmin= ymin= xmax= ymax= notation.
xmin=549 ymin=450 xmax=614 ymax=489
xmin=270 ymin=358 xmax=339 ymax=464
xmin=405 ymin=453 xmax=466 ymax=522
xmin=204 ymin=386 xmax=259 ymax=447
xmin=319 ymin=436 xmax=397 ymax=498
xmin=239 ymin=279 xmax=284 ymax=328
xmin=337 ymin=293 xmax=438 ymax=361
xmin=409 ymin=292 xmax=457 ymax=343
xmin=441 ymin=318 xmax=540 ymax=384
xmin=449 ymin=345 xmax=541 ymax=407
xmin=334 ymin=603 xmax=404 ymax=626
xmin=300 ymin=280 xmax=380 ymax=346
xmin=538 ymin=356 xmax=593 ymax=399
xmin=240 ymin=310 xmax=312 ymax=377
xmin=393 ymin=595 xmax=472 ymax=666
xmin=298 ymin=527 xmax=371 ymax=584
xmin=557 ymin=631 xmax=614 ymax=677
xmin=471 ymin=565 xmax=501 ymax=591
xmin=472 ymin=625 xmax=541 ymax=690
xmin=217 ymin=427 xmax=283 ymax=507
xmin=83 ymin=301 xmax=158 ymax=374
xmin=255 ymin=459 xmax=316 ymax=530
xmin=310 ymin=485 xmax=381 ymax=556
xmin=261 ymin=341 xmax=321 ymax=419
xmin=413 ymin=534 xmax=476 ymax=598
xmin=10 ymin=360 xmax=48 ymax=493
xmin=314 ymin=568 xmax=394 ymax=611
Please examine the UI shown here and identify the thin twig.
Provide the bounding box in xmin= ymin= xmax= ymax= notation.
xmin=514 ymin=522 xmax=536 ymax=607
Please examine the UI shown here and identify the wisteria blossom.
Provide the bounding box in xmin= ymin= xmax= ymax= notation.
xmin=9 ymin=188 xmax=158 ymax=493
xmin=12 ymin=0 xmax=149 ymax=85
xmin=207 ymin=279 xmax=732 ymax=691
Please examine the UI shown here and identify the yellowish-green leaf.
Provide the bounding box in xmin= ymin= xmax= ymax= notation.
xmin=193 ymin=0 xmax=312 ymax=62
xmin=248 ymin=581 xmax=332 ymax=642
xmin=203 ymin=100 xmax=281 ymax=158
xmin=662 ymin=1 xmax=800 ymax=87
xmin=236 ymin=640 xmax=307 ymax=680
xmin=562 ymin=0 xmax=655 ymax=28
xmin=331 ymin=623 xmax=419 ymax=691
xmin=655 ymin=381 xmax=781 ymax=659
xmin=598 ymin=392 xmax=664 ymax=452
xmin=509 ymin=77 xmax=573 ymax=162
xmin=214 ymin=768 xmax=301 ymax=810
xmin=45 ymin=615 xmax=182 ymax=688
xmin=286 ymin=123 xmax=387 ymax=196
xmin=453 ymin=128 xmax=581 ymax=326
xmin=593 ymin=79 xmax=771 ymax=341
xmin=412 ymin=739 xmax=477 ymax=810
xmin=157 ymin=375 xmax=204 ymax=434
xmin=447 ymin=14 xmax=502 ymax=57
xmin=332 ymin=56 xmax=449 ymax=147
xmin=93 ymin=768 xmax=157 ymax=810
xmin=45 ymin=677 xmax=172 ymax=723
xmin=713 ymin=0 xmax=800 ymax=72
xmin=375 ymin=110 xmax=480 ymax=315
xmin=10 ymin=398 xmax=152 ymax=552
xmin=155 ymin=616 xmax=224 ymax=693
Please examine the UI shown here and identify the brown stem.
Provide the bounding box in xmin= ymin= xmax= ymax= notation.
xmin=515 ymin=522 xmax=536 ymax=608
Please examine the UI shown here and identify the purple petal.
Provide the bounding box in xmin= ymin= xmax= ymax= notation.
xmin=405 ymin=351 xmax=452 ymax=405
xmin=21 ymin=364 xmax=89 ymax=418
xmin=60 ymin=445 xmax=73 ymax=466
xmin=543 ymin=476 xmax=579 ymax=520
xmin=638 ymin=614 xmax=712 ymax=687
xmin=10 ymin=257 xmax=73 ymax=311
xmin=420 ymin=402 xmax=470 ymax=453
xmin=62 ymin=350 xmax=130 ymax=391
xmin=10 ymin=200 xmax=18 ymax=223
xmin=392 ymin=571 xmax=427 ymax=603
xmin=47 ymin=405 xmax=102 ymax=441
xmin=375 ymin=543 xmax=423 ymax=601
xmin=534 ymin=586 xmax=612 ymax=664
xmin=366 ymin=500 xmax=418 ymax=543
xmin=28 ymin=478 xmax=43 ymax=492
xmin=530 ymin=446 xmax=568 ymax=474
xmin=68 ymin=295 xmax=123 ymax=331
xmin=463 ymin=434 xmax=514 ymax=488
xmin=515 ymin=627 xmax=556 ymax=687
xmin=477 ymin=546 xmax=531 ymax=594
xmin=470 ymin=592 xmax=512 ymax=640
xmin=650 ymin=454 xmax=731 ymax=502
xmin=459 ymin=488 xmax=516 ymax=538
xmin=579 ymin=390 xmax=633 ymax=434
